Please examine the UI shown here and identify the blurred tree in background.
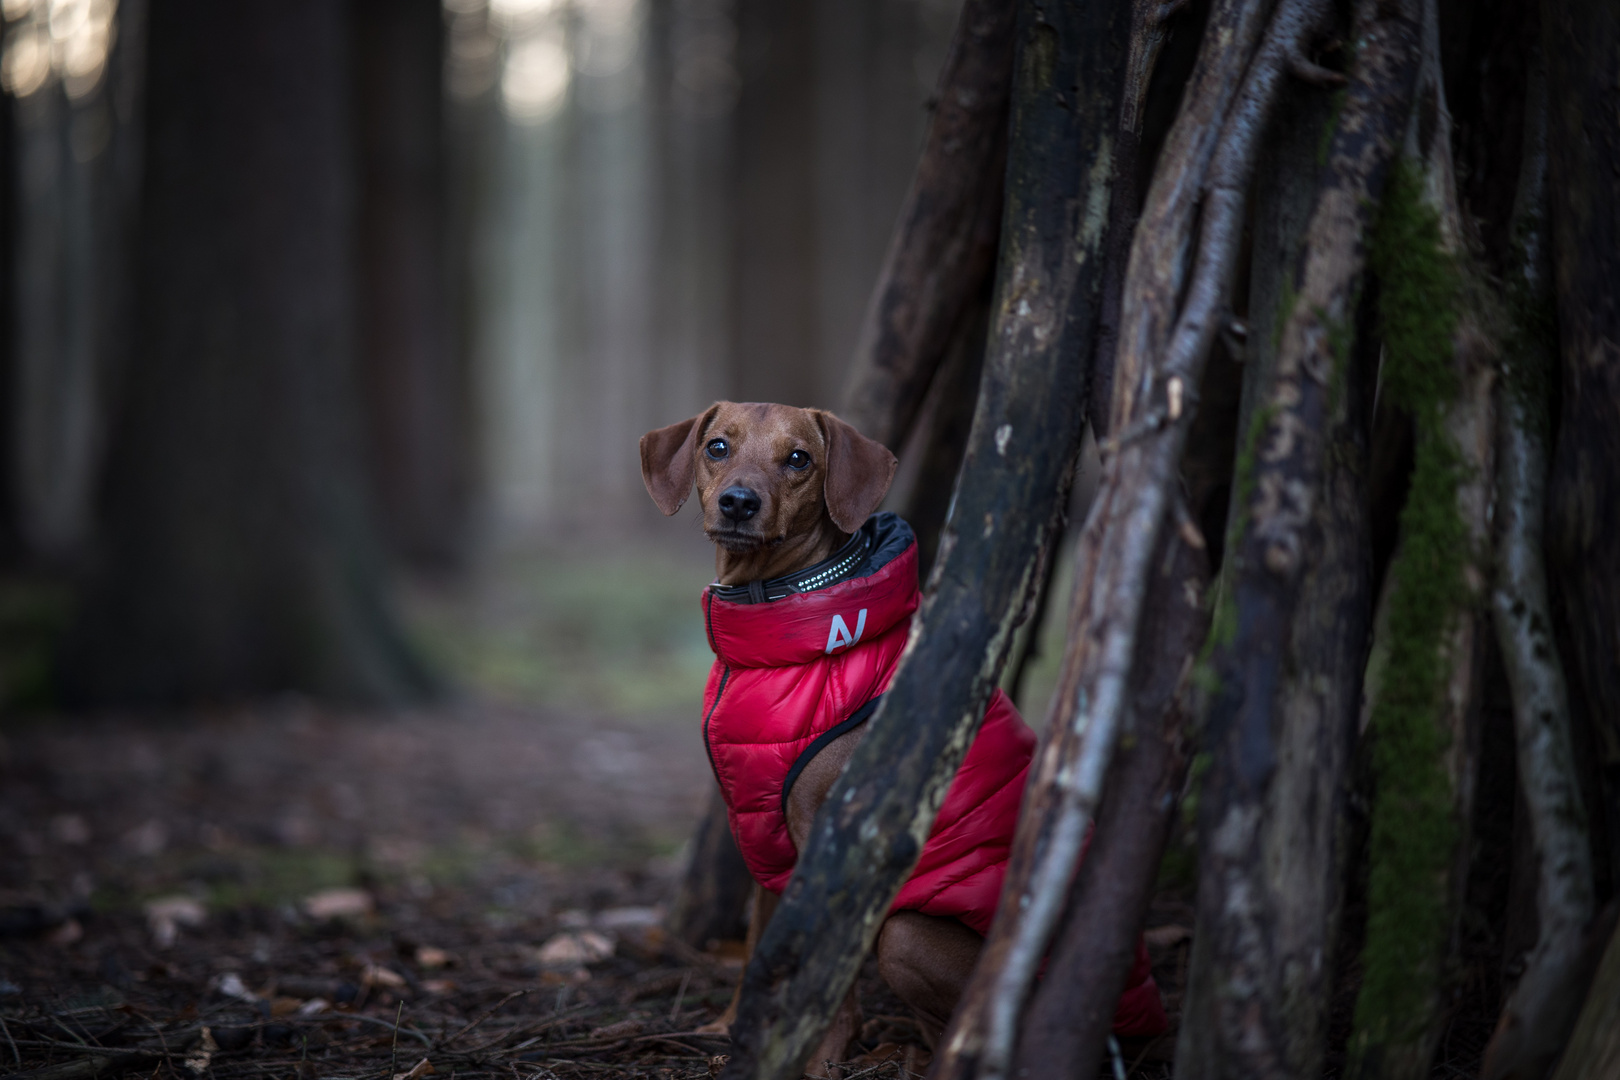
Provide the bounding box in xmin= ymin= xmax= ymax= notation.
xmin=0 ymin=0 xmax=962 ymax=706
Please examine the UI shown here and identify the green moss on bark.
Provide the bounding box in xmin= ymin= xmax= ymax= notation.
xmin=1347 ymin=160 xmax=1469 ymax=1073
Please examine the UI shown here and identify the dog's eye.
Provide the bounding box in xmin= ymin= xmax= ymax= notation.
xmin=786 ymin=449 xmax=811 ymax=470
xmin=705 ymin=439 xmax=728 ymax=460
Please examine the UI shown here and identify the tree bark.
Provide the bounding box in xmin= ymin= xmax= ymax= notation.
xmin=838 ymin=0 xmax=1013 ymax=451
xmin=936 ymin=0 xmax=1336 ymax=1075
xmin=1347 ymin=3 xmax=1497 ymax=1073
xmin=1011 ymin=509 xmax=1208 ymax=1078
xmin=1480 ymin=52 xmax=1597 ymax=1080
xmin=1177 ymin=0 xmax=1401 ymax=1071
xmin=1542 ymin=0 xmax=1620 ymax=891
xmin=353 ymin=0 xmax=469 ymax=571
xmin=716 ymin=0 xmax=1127 ymax=1072
xmin=56 ymin=0 xmax=435 ymax=705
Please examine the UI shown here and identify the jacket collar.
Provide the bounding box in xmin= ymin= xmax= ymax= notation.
xmin=703 ymin=513 xmax=919 ymax=668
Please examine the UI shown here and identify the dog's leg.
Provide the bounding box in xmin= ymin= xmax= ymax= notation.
xmin=803 ymin=983 xmax=860 ymax=1080
xmin=875 ymin=911 xmax=984 ymax=1046
xmin=696 ymin=883 xmax=777 ymax=1035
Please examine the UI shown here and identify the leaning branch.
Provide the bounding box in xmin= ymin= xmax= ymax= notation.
xmin=838 ymin=0 xmax=1015 ymax=450
xmin=1012 ymin=504 xmax=1209 ymax=1077
xmin=934 ymin=0 xmax=1336 ymax=1076
xmin=1481 ymin=54 xmax=1597 ymax=1080
xmin=1179 ymin=0 xmax=1418 ymax=1072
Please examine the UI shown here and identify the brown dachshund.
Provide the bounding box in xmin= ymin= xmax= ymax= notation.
xmin=641 ymin=402 xmax=987 ymax=1076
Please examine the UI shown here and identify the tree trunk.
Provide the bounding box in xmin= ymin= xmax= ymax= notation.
xmin=729 ymin=0 xmax=818 ymax=406
xmin=1480 ymin=51 xmax=1597 ymax=1080
xmin=1012 ymin=510 xmax=1208 ymax=1077
xmin=716 ymin=0 xmax=1127 ymax=1072
xmin=666 ymin=784 xmax=753 ymax=950
xmin=1347 ymin=3 xmax=1498 ymax=1072
xmin=56 ymin=0 xmax=434 ymax=706
xmin=1177 ymin=0 xmax=1396 ymax=1070
xmin=1542 ymin=0 xmax=1620 ymax=891
xmin=353 ymin=0 xmax=469 ymax=571
xmin=838 ymin=0 xmax=1013 ymax=450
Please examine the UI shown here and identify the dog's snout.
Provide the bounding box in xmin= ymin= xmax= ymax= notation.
xmin=718 ymin=486 xmax=761 ymax=522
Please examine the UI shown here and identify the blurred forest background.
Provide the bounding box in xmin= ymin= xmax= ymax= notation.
xmin=0 ymin=0 xmax=1003 ymax=711
xmin=0 ymin=0 xmax=1087 ymax=926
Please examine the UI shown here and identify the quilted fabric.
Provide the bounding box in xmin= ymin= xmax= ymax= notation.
xmin=698 ymin=512 xmax=1165 ymax=1037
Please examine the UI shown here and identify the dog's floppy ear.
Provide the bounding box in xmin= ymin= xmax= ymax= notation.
xmin=815 ymin=410 xmax=898 ymax=533
xmin=640 ymin=404 xmax=719 ymax=516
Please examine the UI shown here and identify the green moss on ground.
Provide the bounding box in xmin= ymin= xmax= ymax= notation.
xmin=1347 ymin=159 xmax=1470 ymax=1072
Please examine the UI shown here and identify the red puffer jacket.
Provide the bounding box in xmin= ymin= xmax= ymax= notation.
xmin=699 ymin=513 xmax=1165 ymax=1037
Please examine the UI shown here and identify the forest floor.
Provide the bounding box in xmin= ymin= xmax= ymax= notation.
xmin=0 ymin=534 xmax=1500 ymax=1079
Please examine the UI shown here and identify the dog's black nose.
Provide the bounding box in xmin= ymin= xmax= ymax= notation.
xmin=718 ymin=486 xmax=761 ymax=521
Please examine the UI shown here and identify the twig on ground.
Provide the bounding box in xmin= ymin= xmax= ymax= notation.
xmin=440 ymin=992 xmax=530 ymax=1049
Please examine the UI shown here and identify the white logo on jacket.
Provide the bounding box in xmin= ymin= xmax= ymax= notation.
xmin=825 ymin=609 xmax=868 ymax=654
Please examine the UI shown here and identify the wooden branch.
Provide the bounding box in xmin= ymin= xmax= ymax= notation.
xmin=1176 ymin=0 xmax=1418 ymax=1072
xmin=1089 ymin=0 xmax=1190 ymax=437
xmin=1481 ymin=52 xmax=1598 ymax=1080
xmin=935 ymin=0 xmax=1337 ymax=1076
xmin=715 ymin=1 xmax=1130 ymax=1076
xmin=1542 ymin=0 xmax=1620 ymax=889
xmin=1012 ymin=509 xmax=1208 ymax=1077
xmin=838 ymin=0 xmax=1014 ymax=450
xmin=1106 ymin=0 xmax=1282 ymax=436
xmin=1346 ymin=2 xmax=1498 ymax=1074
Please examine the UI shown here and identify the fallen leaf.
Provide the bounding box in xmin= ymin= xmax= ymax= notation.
xmin=392 ymin=1058 xmax=435 ymax=1080
xmin=536 ymin=930 xmax=614 ymax=968
xmin=420 ymin=980 xmax=455 ymax=995
xmin=303 ymin=887 xmax=373 ymax=920
xmin=269 ymin=997 xmax=304 ymax=1017
xmin=184 ymin=1027 xmax=218 ymax=1074
xmin=362 ymin=964 xmax=407 ymax=989
xmin=594 ymin=906 xmax=663 ymax=931
xmin=707 ymin=939 xmax=747 ymax=967
xmin=414 ymin=946 xmax=451 ymax=969
xmin=215 ymin=973 xmax=260 ymax=1005
xmin=849 ymin=1043 xmax=905 ymax=1068
xmin=707 ymin=1056 xmax=729 ymax=1077
xmin=145 ymin=896 xmax=207 ymax=948
xmin=296 ymin=998 xmax=329 ymax=1017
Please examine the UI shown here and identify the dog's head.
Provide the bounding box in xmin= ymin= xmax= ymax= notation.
xmin=640 ymin=402 xmax=897 ymax=551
